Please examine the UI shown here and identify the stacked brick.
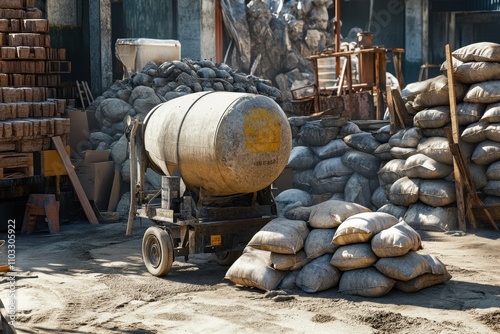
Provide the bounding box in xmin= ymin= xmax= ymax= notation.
xmin=0 ymin=0 xmax=70 ymax=178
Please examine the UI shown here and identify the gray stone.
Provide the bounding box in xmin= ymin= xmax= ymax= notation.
xmin=111 ymin=134 xmax=129 ymax=166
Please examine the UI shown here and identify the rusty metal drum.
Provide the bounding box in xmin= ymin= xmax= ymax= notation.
xmin=143 ymin=91 xmax=292 ymax=196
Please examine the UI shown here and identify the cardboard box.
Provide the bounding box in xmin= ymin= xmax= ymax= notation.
xmin=75 ymin=150 xmax=115 ymax=211
xmin=67 ymin=110 xmax=99 ymax=155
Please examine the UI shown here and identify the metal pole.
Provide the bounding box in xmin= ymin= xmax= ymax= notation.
xmin=335 ymin=0 xmax=341 ymax=76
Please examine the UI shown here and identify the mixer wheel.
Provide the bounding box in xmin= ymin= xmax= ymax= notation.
xmin=213 ymin=250 xmax=243 ymax=266
xmin=142 ymin=226 xmax=174 ymax=277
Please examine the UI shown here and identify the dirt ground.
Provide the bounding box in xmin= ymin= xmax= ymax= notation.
xmin=1 ymin=218 xmax=499 ymax=334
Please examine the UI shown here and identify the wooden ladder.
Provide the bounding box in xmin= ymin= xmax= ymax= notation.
xmin=76 ymin=80 xmax=94 ymax=109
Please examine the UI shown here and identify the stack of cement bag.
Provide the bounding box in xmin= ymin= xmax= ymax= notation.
xmin=285 ymin=42 xmax=500 ymax=232
xmin=444 ymin=42 xmax=500 ymax=204
xmin=287 ymin=116 xmax=382 ymax=211
xmin=225 ymin=201 xmax=451 ymax=297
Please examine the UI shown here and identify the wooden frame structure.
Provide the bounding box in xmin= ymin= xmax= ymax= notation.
xmin=305 ymin=47 xmax=405 ymax=119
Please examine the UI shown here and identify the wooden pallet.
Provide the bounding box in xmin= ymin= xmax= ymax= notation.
xmin=0 ymin=151 xmax=33 ymax=179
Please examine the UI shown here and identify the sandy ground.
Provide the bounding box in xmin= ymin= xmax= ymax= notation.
xmin=0 ymin=219 xmax=499 ymax=334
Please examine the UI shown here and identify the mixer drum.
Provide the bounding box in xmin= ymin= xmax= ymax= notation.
xmin=143 ymin=91 xmax=292 ymax=196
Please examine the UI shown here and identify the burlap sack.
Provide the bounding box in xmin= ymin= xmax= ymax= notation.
xmin=332 ymin=212 xmax=399 ymax=245
xmin=371 ymin=221 xmax=422 ymax=258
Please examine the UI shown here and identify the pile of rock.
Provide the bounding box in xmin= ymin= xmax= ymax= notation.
xmin=225 ymin=201 xmax=451 ymax=296
xmin=85 ymin=58 xmax=285 ymax=211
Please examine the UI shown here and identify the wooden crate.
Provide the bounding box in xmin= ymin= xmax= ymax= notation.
xmin=0 ymin=151 xmax=33 ymax=179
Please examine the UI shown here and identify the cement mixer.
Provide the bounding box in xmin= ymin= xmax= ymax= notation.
xmin=127 ymin=91 xmax=292 ymax=276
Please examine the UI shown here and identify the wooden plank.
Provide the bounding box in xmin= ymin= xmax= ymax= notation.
xmin=126 ymin=119 xmax=140 ymax=236
xmin=391 ymin=88 xmax=412 ymax=126
xmin=52 ymin=136 xmax=99 ymax=225
xmin=385 ymin=85 xmax=398 ymax=135
xmin=445 ymin=44 xmax=467 ymax=232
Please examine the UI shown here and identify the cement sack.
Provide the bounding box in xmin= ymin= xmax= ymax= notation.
xmin=469 ymin=163 xmax=488 ymax=189
xmin=404 ymin=202 xmax=458 ymax=231
xmin=395 ymin=254 xmax=452 ymax=292
xmin=339 ymin=121 xmax=362 ymax=137
xmin=332 ymin=212 xmax=399 ymax=245
xmin=484 ymin=196 xmax=500 ymax=205
xmin=371 ymin=221 xmax=422 ymax=258
xmin=373 ymin=143 xmax=393 ymax=161
xmin=371 ymin=186 xmax=390 ymax=209
xmin=413 ymin=106 xmax=451 ymax=129
xmin=270 ymin=250 xmax=309 ymax=271
xmin=422 ymin=127 xmax=449 ymax=138
xmin=480 ymin=102 xmax=500 ymax=122
xmin=304 ymin=228 xmax=338 ymax=259
xmin=377 ymin=203 xmax=407 ymax=219
xmin=412 ymin=75 xmax=467 ymax=109
xmin=401 ymin=77 xmax=432 ymax=101
xmin=403 ymin=154 xmax=453 ymax=179
xmin=343 ymin=132 xmax=381 ymax=154
xmin=418 ymin=179 xmax=456 ymax=207
xmin=341 ymin=150 xmax=381 ymax=178
xmin=287 ymin=146 xmax=316 ymax=170
xmin=416 ymin=137 xmax=473 ymax=164
xmin=485 ymin=123 xmax=500 ymax=142
xmin=344 ymin=173 xmax=373 ymax=210
xmin=298 ymin=120 xmax=339 ymax=146
xmin=461 ymin=122 xmax=488 ymax=143
xmin=416 ymin=137 xmax=453 ymax=164
xmin=338 ymin=267 xmax=396 ymax=298
xmin=471 ymin=140 xmax=500 ymax=165
xmin=452 ymin=42 xmax=500 ymax=63
xmin=311 ymin=175 xmax=350 ymax=194
xmin=278 ymin=270 xmax=299 ymax=290
xmin=484 ymin=180 xmax=500 ymax=197
xmin=456 ymin=102 xmax=485 ymax=125
xmin=275 ymin=189 xmax=313 ymax=213
xmin=308 ymin=199 xmax=371 ymax=229
xmin=375 ymin=251 xmax=432 ymax=281
xmin=405 ymin=100 xmax=419 ymax=115
xmin=378 ymin=159 xmax=407 ymax=184
xmin=288 ymin=116 xmax=309 ymax=127
xmin=464 ymin=80 xmax=500 ymax=104
xmin=293 ymin=170 xmax=316 ymax=192
xmin=389 ymin=176 xmax=420 ymax=206
xmin=314 ymin=157 xmax=353 ymax=179
xmin=295 ymin=254 xmax=341 ymax=293
xmin=248 ymin=218 xmax=309 ymax=254
xmin=310 ymin=139 xmax=351 ymax=159
xmin=330 ymin=243 xmax=378 ymax=271
xmin=442 ymin=59 xmax=500 ymax=84
xmin=225 ymin=247 xmax=285 ymax=291
xmin=373 ymin=124 xmax=391 ymax=143
xmin=284 ymin=206 xmax=313 ymax=222
xmin=390 ymin=146 xmax=417 ymax=159
xmin=388 ymin=127 xmax=422 ymax=148
xmin=486 ymin=160 xmax=500 ymax=180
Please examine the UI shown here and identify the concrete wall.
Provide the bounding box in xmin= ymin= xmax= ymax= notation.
xmin=177 ymin=0 xmax=216 ymax=61
xmin=47 ymin=0 xmax=79 ymax=26
xmin=404 ymin=0 xmax=426 ymax=83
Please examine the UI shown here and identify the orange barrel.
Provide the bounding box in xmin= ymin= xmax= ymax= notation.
xmin=143 ymin=91 xmax=292 ymax=196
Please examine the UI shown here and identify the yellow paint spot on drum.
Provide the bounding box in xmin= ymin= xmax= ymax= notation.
xmin=244 ymin=108 xmax=281 ymax=152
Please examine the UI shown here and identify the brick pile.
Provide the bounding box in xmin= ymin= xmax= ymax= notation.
xmin=0 ymin=0 xmax=70 ymax=178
